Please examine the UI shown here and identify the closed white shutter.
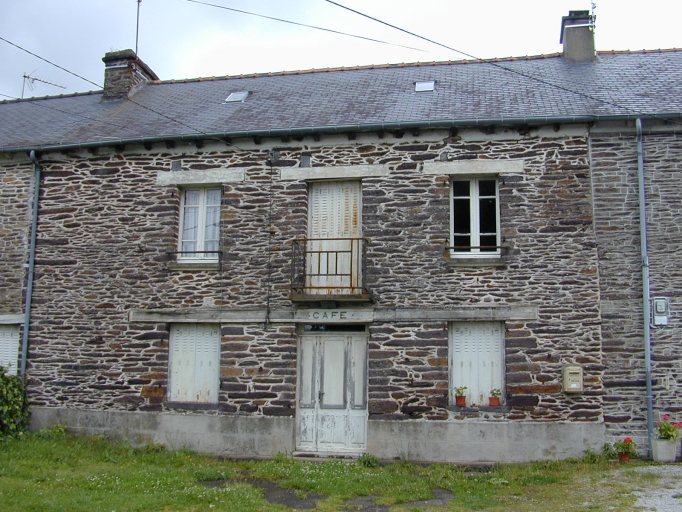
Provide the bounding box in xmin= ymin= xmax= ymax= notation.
xmin=0 ymin=325 xmax=20 ymax=376
xmin=450 ymin=322 xmax=504 ymax=405
xmin=169 ymin=324 xmax=220 ymax=403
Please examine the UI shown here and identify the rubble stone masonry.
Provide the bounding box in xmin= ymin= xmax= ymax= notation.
xmin=18 ymin=128 xmax=603 ymax=423
xmin=592 ymin=131 xmax=682 ymax=446
xmin=0 ymin=159 xmax=31 ymax=315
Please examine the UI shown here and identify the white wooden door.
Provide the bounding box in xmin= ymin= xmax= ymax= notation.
xmin=450 ymin=322 xmax=504 ymax=406
xmin=307 ymin=181 xmax=361 ymax=294
xmin=169 ymin=324 xmax=220 ymax=403
xmin=297 ymin=333 xmax=368 ymax=452
xmin=0 ymin=324 xmax=20 ymax=376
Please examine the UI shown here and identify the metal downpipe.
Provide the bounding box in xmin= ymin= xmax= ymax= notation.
xmin=636 ymin=118 xmax=654 ymax=456
xmin=21 ymin=151 xmax=41 ymax=378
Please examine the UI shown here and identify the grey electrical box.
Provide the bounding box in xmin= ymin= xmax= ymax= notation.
xmin=563 ymin=366 xmax=583 ymax=394
xmin=652 ymin=297 xmax=670 ymax=326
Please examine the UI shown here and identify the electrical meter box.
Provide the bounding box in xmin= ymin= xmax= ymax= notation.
xmin=652 ymin=297 xmax=670 ymax=326
xmin=563 ymin=366 xmax=583 ymax=394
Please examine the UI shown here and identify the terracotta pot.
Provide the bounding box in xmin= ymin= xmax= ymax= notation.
xmin=489 ymin=397 xmax=501 ymax=406
xmin=618 ymin=452 xmax=631 ymax=463
xmin=455 ymin=396 xmax=466 ymax=407
xmin=652 ymin=439 xmax=678 ymax=463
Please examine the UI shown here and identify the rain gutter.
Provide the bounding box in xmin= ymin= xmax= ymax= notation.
xmin=2 ymin=113 xmax=681 ymax=154
xmin=21 ymin=151 xmax=41 ymax=378
xmin=636 ymin=118 xmax=654 ymax=457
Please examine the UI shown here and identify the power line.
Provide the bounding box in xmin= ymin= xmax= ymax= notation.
xmin=0 ymin=36 xmax=101 ymax=89
xmin=184 ymin=0 xmax=426 ymax=53
xmin=324 ymin=0 xmax=682 ymax=127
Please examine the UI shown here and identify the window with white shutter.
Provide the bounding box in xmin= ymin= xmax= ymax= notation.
xmin=449 ymin=322 xmax=504 ymax=406
xmin=168 ymin=323 xmax=220 ymax=403
xmin=0 ymin=324 xmax=20 ymax=376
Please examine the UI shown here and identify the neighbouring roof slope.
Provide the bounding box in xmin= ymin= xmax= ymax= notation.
xmin=2 ymin=50 xmax=682 ymax=151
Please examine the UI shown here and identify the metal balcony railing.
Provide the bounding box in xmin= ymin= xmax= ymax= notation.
xmin=291 ymin=238 xmax=369 ymax=298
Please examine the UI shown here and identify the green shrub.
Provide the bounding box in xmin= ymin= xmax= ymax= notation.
xmin=0 ymin=366 xmax=29 ymax=437
xmin=357 ymin=453 xmax=380 ymax=468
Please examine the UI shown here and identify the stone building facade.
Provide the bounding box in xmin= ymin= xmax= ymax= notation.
xmin=2 ymin=11 xmax=682 ymax=461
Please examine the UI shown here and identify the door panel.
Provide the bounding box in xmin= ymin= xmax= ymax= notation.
xmin=297 ymin=332 xmax=368 ymax=453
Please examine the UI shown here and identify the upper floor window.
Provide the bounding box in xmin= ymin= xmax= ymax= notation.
xmin=179 ymin=188 xmax=221 ymax=261
xmin=450 ymin=178 xmax=500 ymax=258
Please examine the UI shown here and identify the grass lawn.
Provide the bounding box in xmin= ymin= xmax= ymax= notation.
xmin=0 ymin=426 xmax=654 ymax=511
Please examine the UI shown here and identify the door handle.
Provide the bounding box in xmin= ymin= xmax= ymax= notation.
xmin=318 ymin=391 xmax=324 ymax=402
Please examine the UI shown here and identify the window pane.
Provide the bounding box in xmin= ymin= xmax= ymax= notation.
xmin=480 ymin=235 xmax=497 ymax=251
xmin=184 ymin=190 xmax=200 ymax=205
xmin=479 ymin=198 xmax=497 ymax=234
xmin=182 ymin=207 xmax=198 ymax=241
xmin=453 ymin=235 xmax=470 ymax=250
xmin=453 ymin=199 xmax=470 ymax=234
xmin=205 ymin=206 xmax=220 ymax=242
xmin=452 ymin=181 xmax=470 ymax=197
xmin=206 ymin=189 xmax=221 ymax=205
xmin=478 ymin=180 xmax=496 ymax=196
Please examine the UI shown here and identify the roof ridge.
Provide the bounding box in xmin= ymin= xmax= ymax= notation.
xmin=0 ymin=89 xmax=101 ymax=105
xmin=150 ymin=49 xmax=682 ymax=86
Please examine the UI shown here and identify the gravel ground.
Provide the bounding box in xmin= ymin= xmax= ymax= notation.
xmin=631 ymin=465 xmax=682 ymax=511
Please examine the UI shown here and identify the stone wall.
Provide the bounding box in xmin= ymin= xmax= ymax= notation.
xmin=0 ymin=159 xmax=31 ymax=315
xmin=23 ymin=128 xmax=602 ymax=424
xmin=592 ymin=131 xmax=682 ymax=446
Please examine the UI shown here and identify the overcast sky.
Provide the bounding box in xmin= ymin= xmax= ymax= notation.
xmin=1 ymin=0 xmax=680 ymax=99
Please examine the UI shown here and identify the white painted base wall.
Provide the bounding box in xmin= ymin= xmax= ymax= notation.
xmin=30 ymin=407 xmax=605 ymax=462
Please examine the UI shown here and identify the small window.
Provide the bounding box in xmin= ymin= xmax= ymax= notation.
xmin=178 ymin=188 xmax=221 ymax=261
xmin=450 ymin=177 xmax=500 ymax=258
xmin=168 ymin=324 xmax=220 ymax=403
xmin=0 ymin=324 xmax=20 ymax=376
xmin=224 ymin=91 xmax=249 ymax=103
xmin=415 ymin=81 xmax=435 ymax=92
xmin=450 ymin=322 xmax=504 ymax=406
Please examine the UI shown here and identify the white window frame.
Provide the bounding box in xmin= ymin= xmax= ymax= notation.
xmin=178 ymin=187 xmax=221 ymax=262
xmin=449 ymin=177 xmax=500 ymax=258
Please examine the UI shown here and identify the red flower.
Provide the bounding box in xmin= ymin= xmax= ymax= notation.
xmin=663 ymin=414 xmax=670 ymax=420
xmin=624 ymin=437 xmax=632 ymax=443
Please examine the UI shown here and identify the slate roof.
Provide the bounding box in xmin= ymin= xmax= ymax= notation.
xmin=1 ymin=50 xmax=682 ymax=152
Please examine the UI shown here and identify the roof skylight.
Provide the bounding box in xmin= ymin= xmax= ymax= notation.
xmin=224 ymin=91 xmax=249 ymax=103
xmin=415 ymin=81 xmax=435 ymax=92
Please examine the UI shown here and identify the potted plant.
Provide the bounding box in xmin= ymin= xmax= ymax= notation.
xmin=489 ymin=388 xmax=502 ymax=406
xmin=614 ymin=437 xmax=637 ymax=463
xmin=454 ymin=386 xmax=467 ymax=407
xmin=652 ymin=414 xmax=682 ymax=462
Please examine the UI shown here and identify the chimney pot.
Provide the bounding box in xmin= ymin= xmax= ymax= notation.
xmin=101 ymin=49 xmax=159 ymax=100
xmin=560 ymin=10 xmax=596 ymax=63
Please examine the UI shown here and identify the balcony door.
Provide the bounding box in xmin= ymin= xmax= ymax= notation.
xmin=307 ymin=180 xmax=362 ymax=295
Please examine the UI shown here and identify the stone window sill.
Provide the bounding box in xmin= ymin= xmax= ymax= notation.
xmin=167 ymin=261 xmax=221 ymax=272
xmin=444 ymin=257 xmax=508 ymax=267
xmin=446 ymin=405 xmax=510 ymax=413
xmin=164 ymin=401 xmax=219 ymax=411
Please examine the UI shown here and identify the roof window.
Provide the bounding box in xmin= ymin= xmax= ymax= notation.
xmin=415 ymin=81 xmax=435 ymax=92
xmin=224 ymin=91 xmax=249 ymax=103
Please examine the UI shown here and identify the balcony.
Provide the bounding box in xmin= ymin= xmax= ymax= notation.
xmin=290 ymin=237 xmax=370 ymax=302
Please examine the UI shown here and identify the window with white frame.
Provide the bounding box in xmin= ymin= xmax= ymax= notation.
xmin=449 ymin=322 xmax=504 ymax=406
xmin=450 ymin=178 xmax=500 ymax=257
xmin=178 ymin=188 xmax=221 ymax=261
xmin=168 ymin=324 xmax=220 ymax=403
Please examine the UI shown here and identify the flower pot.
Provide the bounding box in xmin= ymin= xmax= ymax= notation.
xmin=618 ymin=452 xmax=631 ymax=463
xmin=652 ymin=439 xmax=678 ymax=462
xmin=489 ymin=396 xmax=501 ymax=406
xmin=455 ymin=396 xmax=466 ymax=407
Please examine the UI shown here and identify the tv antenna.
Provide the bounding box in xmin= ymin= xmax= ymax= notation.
xmin=136 ymin=0 xmax=142 ymax=55
xmin=22 ymin=72 xmax=66 ymax=98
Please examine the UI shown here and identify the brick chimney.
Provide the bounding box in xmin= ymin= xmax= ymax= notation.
xmin=560 ymin=10 xmax=596 ymax=63
xmin=101 ymin=49 xmax=159 ymax=100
